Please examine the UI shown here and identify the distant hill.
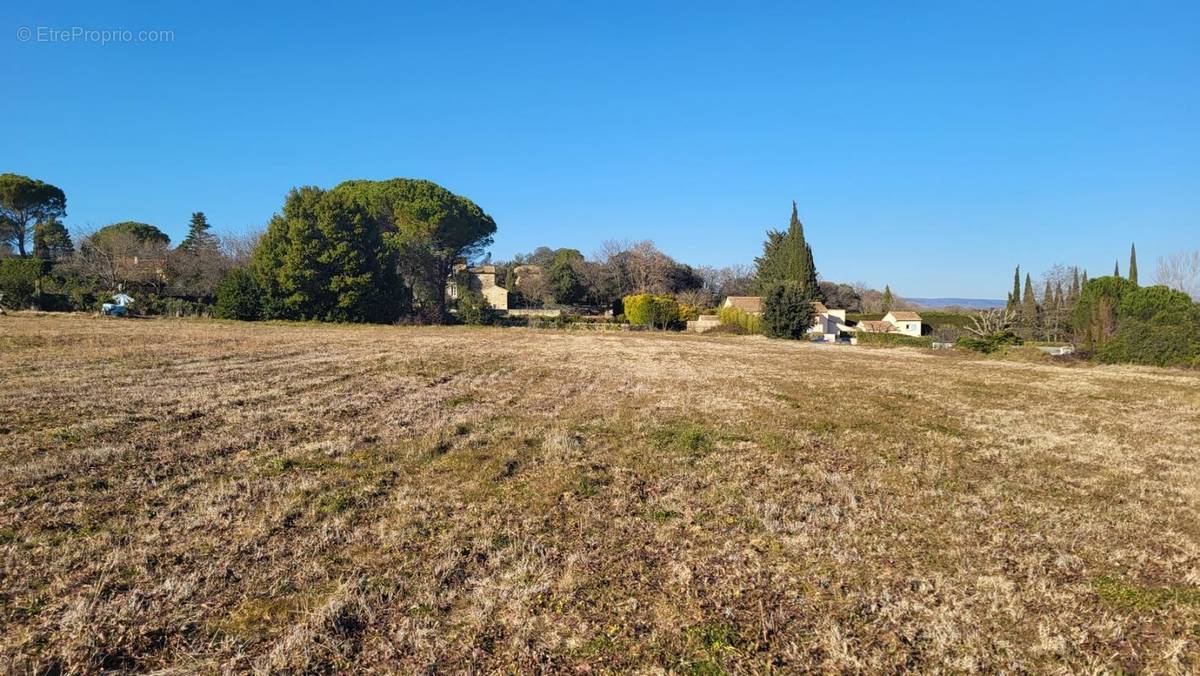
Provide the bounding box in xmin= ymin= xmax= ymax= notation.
xmin=908 ymin=297 xmax=1006 ymax=310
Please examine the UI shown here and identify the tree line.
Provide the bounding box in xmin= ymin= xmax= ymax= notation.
xmin=994 ymin=243 xmax=1200 ymax=366
xmin=0 ymin=173 xmax=919 ymax=331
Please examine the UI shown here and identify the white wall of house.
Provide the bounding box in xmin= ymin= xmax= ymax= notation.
xmin=808 ymin=309 xmax=851 ymax=341
xmin=882 ymin=312 xmax=922 ymax=337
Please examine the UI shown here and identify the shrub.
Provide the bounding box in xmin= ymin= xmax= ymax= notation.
xmin=214 ymin=268 xmax=263 ymax=320
xmin=1116 ymin=285 xmax=1195 ymax=323
xmin=677 ymin=302 xmax=704 ymax=323
xmin=1095 ymin=293 xmax=1200 ymax=367
xmin=956 ymin=330 xmax=1022 ymax=354
xmin=1096 ymin=319 xmax=1200 ymax=368
xmin=717 ymin=306 xmax=762 ymax=334
xmin=141 ymin=295 xmax=212 ymax=317
xmin=761 ymin=281 xmax=816 ymax=340
xmin=1073 ymin=276 xmax=1137 ymax=349
xmin=857 ymin=332 xmax=934 ymax=348
xmin=623 ymin=294 xmax=680 ymax=329
xmin=0 ymin=258 xmax=50 ymax=309
xmin=456 ymin=289 xmax=495 ymax=326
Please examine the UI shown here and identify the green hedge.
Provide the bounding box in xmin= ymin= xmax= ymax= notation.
xmin=717 ymin=306 xmax=762 ymax=334
xmin=214 ymin=268 xmax=263 ymax=320
xmin=0 ymin=258 xmax=51 ymax=308
xmin=956 ymin=330 xmax=1023 ymax=354
xmin=623 ymin=294 xmax=680 ymax=329
xmin=856 ymin=332 xmax=933 ymax=348
xmin=1095 ymin=320 xmax=1199 ymax=367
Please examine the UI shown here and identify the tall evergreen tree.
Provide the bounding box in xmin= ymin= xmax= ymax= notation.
xmin=1128 ymin=242 xmax=1138 ymax=286
xmin=1021 ymin=273 xmax=1038 ymax=336
xmin=1007 ymin=265 xmax=1021 ymax=312
xmin=1113 ymin=260 xmax=1120 ymax=278
xmin=179 ymin=211 xmax=217 ymax=252
xmin=1068 ymin=267 xmax=1081 ymax=303
xmin=1081 ymin=269 xmax=1088 ymax=287
xmin=754 ymin=202 xmax=819 ymax=296
xmin=1042 ymin=280 xmax=1055 ymax=340
xmin=881 ymin=285 xmax=894 ymax=314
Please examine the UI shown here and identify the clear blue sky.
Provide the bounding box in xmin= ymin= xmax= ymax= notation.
xmin=4 ymin=1 xmax=1197 ymax=297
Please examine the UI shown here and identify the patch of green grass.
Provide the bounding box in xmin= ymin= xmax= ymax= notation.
xmin=687 ymin=621 xmax=742 ymax=653
xmin=0 ymin=527 xmax=17 ymax=545
xmin=444 ymin=393 xmax=474 ymax=408
xmin=649 ymin=509 xmax=682 ymax=523
xmin=316 ymin=489 xmax=360 ymax=515
xmin=683 ymin=660 xmax=725 ymax=676
xmin=680 ymin=621 xmax=743 ymax=675
xmin=575 ymin=475 xmax=604 ymax=497
xmin=51 ymin=427 xmax=83 ymax=444
xmin=652 ymin=422 xmax=714 ymax=455
xmin=1093 ymin=576 xmax=1200 ymax=611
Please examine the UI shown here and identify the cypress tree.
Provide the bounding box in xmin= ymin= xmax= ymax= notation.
xmin=1082 ymin=269 xmax=1088 ymax=287
xmin=1128 ymin=243 xmax=1138 ymax=286
xmin=1007 ymin=265 xmax=1021 ymax=313
xmin=1042 ymin=280 xmax=1054 ymax=340
xmin=1113 ymin=260 xmax=1120 ymax=278
xmin=1068 ymin=267 xmax=1080 ymax=303
xmin=881 ymin=285 xmax=894 ymax=314
xmin=1021 ymin=273 xmax=1038 ymax=336
xmin=753 ymin=202 xmax=819 ymax=296
xmin=1047 ymin=281 xmax=1065 ymax=342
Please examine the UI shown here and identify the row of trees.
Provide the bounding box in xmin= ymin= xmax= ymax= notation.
xmin=1 ymin=174 xmax=498 ymax=324
xmin=1002 ymin=243 xmax=1190 ymax=343
xmin=992 ymin=243 xmax=1200 ymax=366
xmin=5 ymin=173 xmax=889 ymax=333
xmin=1 ymin=173 xmax=258 ymax=312
xmin=492 ymin=241 xmax=723 ymax=311
xmin=1003 ymin=243 xmax=1141 ymax=343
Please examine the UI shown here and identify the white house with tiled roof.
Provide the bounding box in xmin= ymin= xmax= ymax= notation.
xmin=882 ymin=311 xmax=923 ymax=337
xmin=808 ymin=301 xmax=854 ymax=342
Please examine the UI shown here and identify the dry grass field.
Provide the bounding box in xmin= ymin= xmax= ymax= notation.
xmin=2 ymin=315 xmax=1199 ymax=673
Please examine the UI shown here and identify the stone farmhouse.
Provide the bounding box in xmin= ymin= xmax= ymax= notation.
xmin=447 ymin=263 xmax=509 ymax=310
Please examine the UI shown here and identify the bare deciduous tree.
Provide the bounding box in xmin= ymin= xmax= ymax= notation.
xmin=70 ymin=229 xmax=170 ymax=294
xmin=966 ymin=308 xmax=1015 ymax=337
xmin=1156 ymin=250 xmax=1200 ymax=300
xmin=220 ymin=229 xmax=262 ymax=268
